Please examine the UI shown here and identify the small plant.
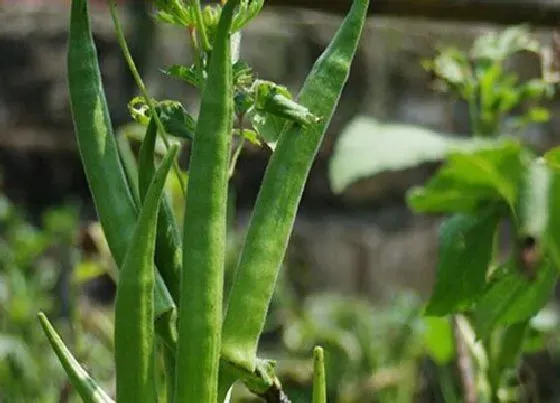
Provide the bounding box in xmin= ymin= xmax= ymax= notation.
xmin=37 ymin=0 xmax=369 ymax=402
xmin=409 ymin=27 xmax=560 ymax=402
xmin=329 ymin=25 xmax=560 ymax=402
xmin=423 ymin=25 xmax=555 ymax=137
xmin=0 ymin=188 xmax=114 ymax=402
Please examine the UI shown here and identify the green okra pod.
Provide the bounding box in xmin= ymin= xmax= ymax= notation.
xmin=174 ymin=0 xmax=239 ymax=401
xmin=68 ymin=0 xmax=174 ymax=319
xmin=115 ymin=145 xmax=179 ymax=403
xmin=38 ymin=313 xmax=115 ymax=403
xmin=221 ymin=0 xmax=369 ymax=372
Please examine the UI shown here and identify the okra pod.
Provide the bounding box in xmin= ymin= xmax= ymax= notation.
xmin=115 ymin=145 xmax=179 ymax=403
xmin=68 ymin=0 xmax=175 ymax=319
xmin=38 ymin=313 xmax=115 ymax=403
xmin=221 ymin=0 xmax=369 ymax=372
xmin=174 ymin=0 xmax=239 ymax=401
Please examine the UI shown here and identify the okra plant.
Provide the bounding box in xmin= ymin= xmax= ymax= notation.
xmin=408 ymin=26 xmax=560 ymax=402
xmin=38 ymin=0 xmax=368 ymax=401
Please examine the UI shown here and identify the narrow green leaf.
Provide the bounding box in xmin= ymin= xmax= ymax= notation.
xmin=174 ymin=1 xmax=239 ymax=402
xmin=312 ymin=346 xmax=327 ymax=403
xmin=407 ymin=141 xmax=523 ymax=213
xmin=473 ymin=260 xmax=557 ymax=339
xmin=221 ymin=0 xmax=369 ymax=373
xmin=38 ymin=313 xmax=114 ymax=403
xmin=425 ymin=207 xmax=500 ymax=316
xmin=115 ymin=145 xmax=179 ymax=403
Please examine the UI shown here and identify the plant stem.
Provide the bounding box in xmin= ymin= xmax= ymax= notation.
xmin=108 ymin=0 xmax=186 ymax=195
xmin=453 ymin=315 xmax=478 ymax=403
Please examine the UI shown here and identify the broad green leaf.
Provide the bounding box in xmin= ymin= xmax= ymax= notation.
xmin=544 ymin=146 xmax=560 ymax=172
xmin=408 ymin=141 xmax=523 ymax=213
xmin=543 ymin=162 xmax=560 ymax=271
xmin=129 ymin=97 xmax=196 ymax=140
xmin=161 ymin=64 xmax=200 ymax=88
xmin=425 ymin=207 xmax=500 ymax=316
xmin=422 ymin=316 xmax=454 ymax=364
xmin=329 ymin=116 xmax=500 ymax=194
xmin=38 ymin=313 xmax=114 ymax=403
xmin=473 ymin=260 xmax=558 ymax=339
xmin=115 ymin=146 xmax=179 ymax=403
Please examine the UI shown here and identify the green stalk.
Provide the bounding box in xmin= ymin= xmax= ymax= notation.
xmin=174 ymin=0 xmax=239 ymax=401
xmin=115 ymin=146 xmax=179 ymax=403
xmin=312 ymin=346 xmax=327 ymax=403
xmin=221 ymin=0 xmax=370 ymax=373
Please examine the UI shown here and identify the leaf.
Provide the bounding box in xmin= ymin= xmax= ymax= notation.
xmin=473 ymin=260 xmax=558 ymax=339
xmin=546 ymin=168 xmax=560 ymax=269
xmin=329 ymin=116 xmax=500 ymax=194
xmin=425 ymin=207 xmax=500 ymax=316
xmin=408 ymin=141 xmax=523 ymax=213
xmin=422 ymin=317 xmax=455 ymax=365
xmin=544 ymin=146 xmax=560 ymax=171
xmin=233 ymin=128 xmax=261 ymax=146
xmin=129 ymin=97 xmax=196 ymax=140
xmin=38 ymin=313 xmax=114 ymax=403
xmin=495 ymin=321 xmax=528 ymax=372
xmin=161 ymin=64 xmax=201 ymax=88
xmin=72 ymin=260 xmax=107 ymax=285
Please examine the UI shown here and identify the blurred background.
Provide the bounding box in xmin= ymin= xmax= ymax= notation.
xmin=1 ymin=0 xmax=560 ymax=402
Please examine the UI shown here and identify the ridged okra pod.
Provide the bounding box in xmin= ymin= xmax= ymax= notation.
xmin=221 ymin=0 xmax=370 ymax=372
xmin=115 ymin=146 xmax=179 ymax=403
xmin=174 ymin=0 xmax=239 ymax=402
xmin=38 ymin=313 xmax=115 ymax=403
xmin=67 ymin=0 xmax=174 ymax=318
